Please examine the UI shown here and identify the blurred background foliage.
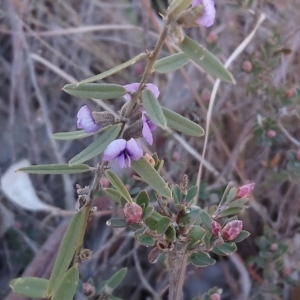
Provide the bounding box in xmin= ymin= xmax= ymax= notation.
xmin=0 ymin=0 xmax=300 ymax=299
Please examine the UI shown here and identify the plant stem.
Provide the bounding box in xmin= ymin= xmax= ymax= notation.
xmin=124 ymin=22 xmax=169 ymax=118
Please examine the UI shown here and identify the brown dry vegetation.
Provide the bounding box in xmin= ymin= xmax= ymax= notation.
xmin=0 ymin=0 xmax=300 ymax=299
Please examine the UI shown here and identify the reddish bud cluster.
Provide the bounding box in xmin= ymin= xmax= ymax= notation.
xmin=221 ymin=220 xmax=243 ymax=241
xmin=267 ymin=130 xmax=277 ymax=138
xmin=210 ymin=293 xmax=221 ymax=300
xmin=242 ymin=61 xmax=252 ymax=72
xmin=236 ymin=183 xmax=255 ymax=198
xmin=211 ymin=220 xmax=221 ymax=236
xmin=123 ymin=203 xmax=143 ymax=224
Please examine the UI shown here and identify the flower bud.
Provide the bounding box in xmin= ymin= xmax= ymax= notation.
xmin=100 ymin=177 xmax=110 ymax=188
xmin=167 ymin=22 xmax=185 ymax=45
xmin=172 ymin=152 xmax=180 ymax=162
xmin=270 ymin=243 xmax=278 ymax=252
xmin=124 ymin=203 xmax=143 ymax=224
xmin=210 ymin=293 xmax=221 ymax=300
xmin=82 ymin=283 xmax=95 ymax=297
xmin=242 ymin=61 xmax=252 ymax=72
xmin=207 ymin=31 xmax=218 ymax=44
xmin=236 ymin=183 xmax=255 ymax=198
xmin=144 ymin=153 xmax=156 ymax=168
xmin=284 ymin=88 xmax=295 ymax=98
xmin=91 ymin=111 xmax=115 ymax=127
xmin=211 ymin=220 xmax=221 ymax=236
xmin=221 ymin=220 xmax=243 ymax=241
xmin=267 ymin=130 xmax=276 ymax=138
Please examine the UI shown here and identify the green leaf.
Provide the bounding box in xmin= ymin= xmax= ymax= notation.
xmin=108 ymin=296 xmax=123 ymax=300
xmin=199 ymin=210 xmax=212 ymax=231
xmin=77 ymin=53 xmax=147 ymax=86
xmin=136 ymin=234 xmax=156 ymax=246
xmin=173 ymin=184 xmax=182 ymax=204
xmin=165 ymin=226 xmax=176 ymax=242
xmin=230 ymin=230 xmax=250 ymax=243
xmin=63 ymin=83 xmax=126 ymax=100
xmin=203 ymin=231 xmax=212 ymax=249
xmin=212 ymin=243 xmax=237 ymax=256
xmin=144 ymin=215 xmax=158 ymax=230
xmin=103 ymin=188 xmax=121 ymax=204
xmin=219 ymin=206 xmax=243 ymax=217
xmin=155 ymin=216 xmax=171 ymax=234
xmin=186 ymin=186 xmax=199 ymax=202
xmin=136 ymin=191 xmax=150 ymax=208
xmin=153 ymin=53 xmax=190 ymax=73
xmin=167 ymin=0 xmax=192 ymax=20
xmin=17 ymin=164 xmax=91 ymax=175
xmin=105 ymin=170 xmax=132 ymax=204
xmin=162 ymin=106 xmax=205 ymax=136
xmin=106 ymin=268 xmax=127 ymax=289
xmin=52 ymin=130 xmax=95 ymax=140
xmin=143 ymin=206 xmax=154 ymax=220
xmin=9 ymin=277 xmax=48 ymax=298
xmin=228 ymin=198 xmax=249 ymax=207
xmin=69 ymin=124 xmax=122 ymax=165
xmin=188 ymin=225 xmax=206 ymax=241
xmin=47 ymin=209 xmax=86 ymax=295
xmin=179 ymin=36 xmax=235 ymax=84
xmin=142 ymin=89 xmax=166 ymax=128
xmin=52 ymin=266 xmax=79 ymax=300
xmin=190 ymin=251 xmax=216 ymax=267
xmin=131 ymin=157 xmax=172 ymax=199
xmin=106 ymin=218 xmax=128 ymax=228
xmin=225 ymin=187 xmax=237 ymax=203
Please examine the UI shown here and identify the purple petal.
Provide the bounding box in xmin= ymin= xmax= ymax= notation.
xmin=103 ymin=139 xmax=126 ymax=161
xmin=192 ymin=0 xmax=202 ymax=5
xmin=77 ymin=105 xmax=100 ymax=133
xmin=125 ymin=153 xmax=131 ymax=168
xmin=126 ymin=138 xmax=143 ymax=160
xmin=145 ymin=84 xmax=160 ymax=98
xmin=146 ymin=119 xmax=157 ymax=131
xmin=118 ymin=153 xmax=126 ymax=168
xmin=195 ymin=0 xmax=215 ymax=27
xmin=142 ymin=121 xmax=153 ymax=145
xmin=123 ymin=83 xmax=140 ymax=101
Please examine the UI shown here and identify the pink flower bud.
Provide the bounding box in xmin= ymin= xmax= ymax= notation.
xmin=211 ymin=220 xmax=221 ymax=236
xmin=242 ymin=61 xmax=252 ymax=72
xmin=172 ymin=152 xmax=180 ymax=162
xmin=207 ymin=31 xmax=218 ymax=44
xmin=82 ymin=283 xmax=95 ymax=296
xmin=221 ymin=220 xmax=243 ymax=241
xmin=270 ymin=243 xmax=278 ymax=252
xmin=284 ymin=88 xmax=295 ymax=98
xmin=296 ymin=149 xmax=300 ymax=162
xmin=210 ymin=293 xmax=221 ymax=300
xmin=236 ymin=183 xmax=255 ymax=198
xmin=267 ymin=130 xmax=276 ymax=138
xmin=100 ymin=177 xmax=110 ymax=188
xmin=124 ymin=203 xmax=143 ymax=224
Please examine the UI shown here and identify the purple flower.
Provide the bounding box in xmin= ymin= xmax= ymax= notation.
xmin=192 ymin=0 xmax=215 ymax=27
xmin=123 ymin=83 xmax=160 ymax=101
xmin=77 ymin=105 xmax=100 ymax=133
xmin=142 ymin=112 xmax=156 ymax=145
xmin=103 ymin=138 xmax=143 ymax=168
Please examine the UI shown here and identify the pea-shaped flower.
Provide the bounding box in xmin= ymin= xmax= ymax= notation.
xmin=142 ymin=112 xmax=156 ymax=145
xmin=123 ymin=83 xmax=160 ymax=101
xmin=192 ymin=0 xmax=216 ymax=27
xmin=103 ymin=138 xmax=143 ymax=168
xmin=77 ymin=105 xmax=100 ymax=133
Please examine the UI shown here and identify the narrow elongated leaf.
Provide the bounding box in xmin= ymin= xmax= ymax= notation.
xmin=153 ymin=53 xmax=190 ymax=73
xmin=106 ymin=218 xmax=128 ymax=228
xmin=131 ymin=157 xmax=172 ymax=199
xmin=69 ymin=124 xmax=122 ymax=165
xmin=179 ymin=36 xmax=235 ymax=84
xmin=142 ymin=90 xmax=166 ymax=128
xmin=155 ymin=216 xmax=171 ymax=234
xmin=52 ymin=266 xmax=79 ymax=300
xmin=63 ymin=83 xmax=126 ymax=99
xmin=52 ymin=130 xmax=97 ymax=140
xmin=190 ymin=251 xmax=216 ymax=267
xmin=17 ymin=164 xmax=91 ymax=175
xmin=47 ymin=209 xmax=86 ymax=295
xmin=186 ymin=186 xmax=199 ymax=202
xmin=103 ymin=188 xmax=121 ymax=204
xmin=230 ymin=230 xmax=250 ymax=243
xmin=219 ymin=206 xmax=243 ymax=217
xmin=106 ymin=268 xmax=127 ymax=289
xmin=10 ymin=277 xmax=48 ymax=298
xmin=162 ymin=106 xmax=204 ymax=136
xmin=77 ymin=53 xmax=147 ymax=86
xmin=105 ymin=170 xmax=132 ymax=203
